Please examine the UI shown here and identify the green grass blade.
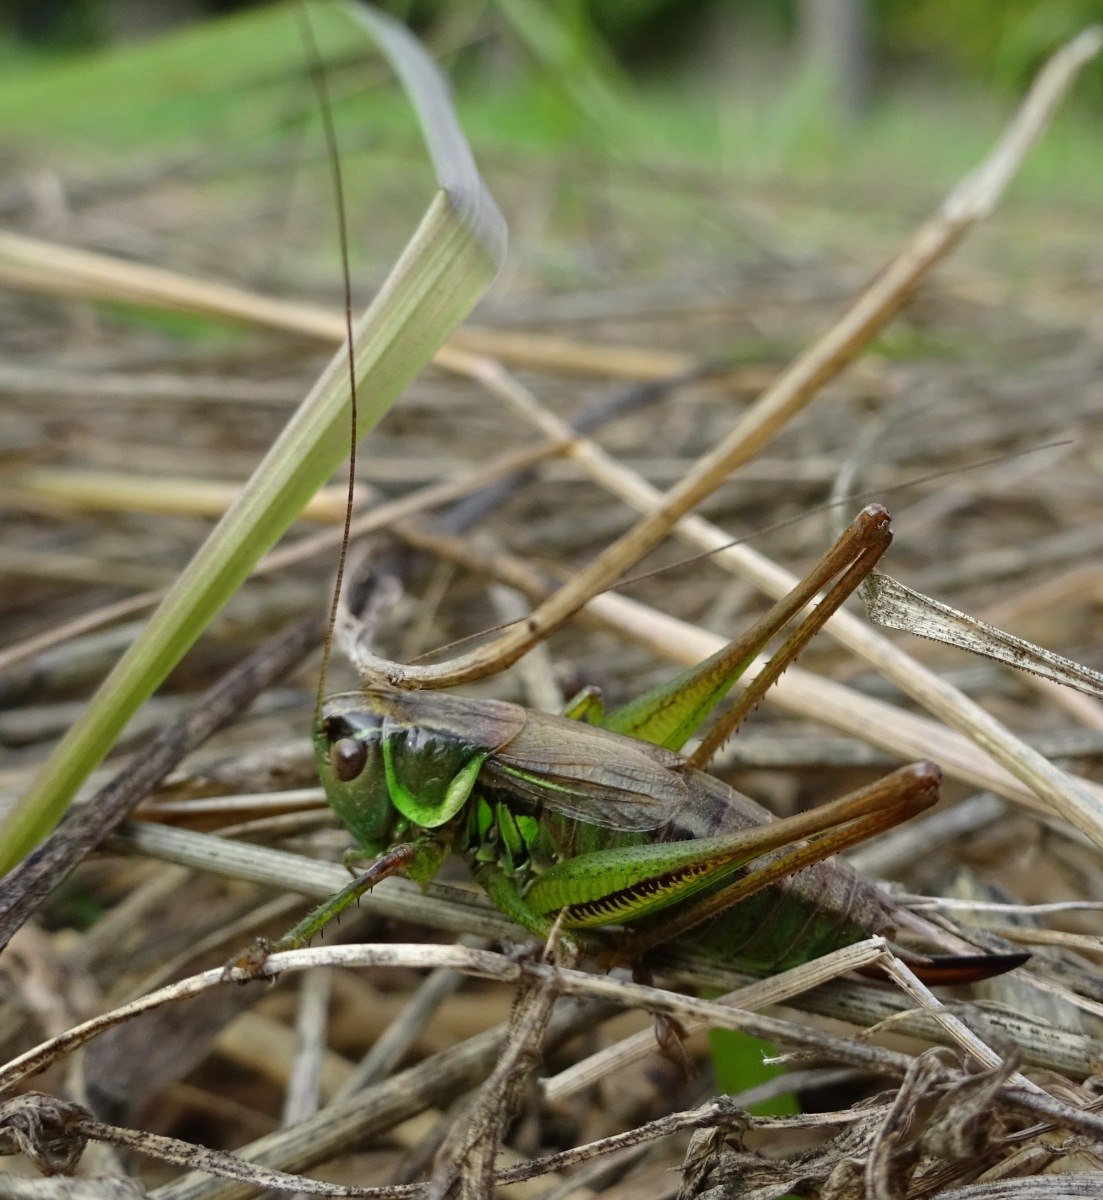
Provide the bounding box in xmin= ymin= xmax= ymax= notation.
xmin=0 ymin=2 xmax=389 ymax=151
xmin=0 ymin=2 xmax=506 ymax=875
xmin=708 ymin=1029 xmax=798 ymax=1117
xmin=490 ymin=0 xmax=632 ymax=142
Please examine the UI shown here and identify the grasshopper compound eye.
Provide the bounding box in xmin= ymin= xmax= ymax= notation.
xmin=331 ymin=737 xmax=368 ymax=782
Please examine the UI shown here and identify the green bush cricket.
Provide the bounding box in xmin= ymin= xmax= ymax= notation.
xmin=242 ymin=4 xmax=1028 ymax=989
xmin=267 ymin=504 xmax=1026 ymax=985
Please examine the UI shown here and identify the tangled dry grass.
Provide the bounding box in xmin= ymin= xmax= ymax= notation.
xmin=1 ymin=21 xmax=1103 ymax=1200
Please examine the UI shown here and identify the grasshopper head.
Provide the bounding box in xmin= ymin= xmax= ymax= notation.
xmin=313 ymin=692 xmax=394 ymax=852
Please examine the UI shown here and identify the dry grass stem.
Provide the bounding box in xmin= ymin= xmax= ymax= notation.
xmin=0 ymin=232 xmax=694 ymax=383
xmin=4 ymin=15 xmax=1103 ymax=1200
xmin=346 ymin=27 xmax=1103 ymax=694
xmin=396 ymin=522 xmax=1103 ymax=820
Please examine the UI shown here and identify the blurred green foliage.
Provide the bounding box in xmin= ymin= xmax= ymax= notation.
xmin=2 ymin=0 xmax=1101 ymax=209
xmin=879 ymin=0 xmax=1103 ymax=92
xmin=7 ymin=0 xmax=1103 ymax=101
xmin=708 ymin=1027 xmax=799 ymax=1117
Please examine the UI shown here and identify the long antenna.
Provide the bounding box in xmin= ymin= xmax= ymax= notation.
xmin=296 ymin=2 xmax=360 ymax=725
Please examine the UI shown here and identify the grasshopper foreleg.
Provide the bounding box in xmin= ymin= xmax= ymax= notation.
xmin=224 ymin=842 xmax=421 ymax=982
xmin=277 ymin=842 xmax=418 ymax=950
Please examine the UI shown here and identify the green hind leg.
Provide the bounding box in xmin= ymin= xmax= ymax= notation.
xmin=597 ymin=506 xmax=891 ymax=756
xmin=523 ymin=763 xmax=937 ymax=936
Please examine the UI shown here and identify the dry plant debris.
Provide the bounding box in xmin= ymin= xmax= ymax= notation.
xmin=1 ymin=19 xmax=1103 ymax=1200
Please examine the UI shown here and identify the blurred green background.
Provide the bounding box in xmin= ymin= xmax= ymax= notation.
xmin=7 ymin=0 xmax=1103 ymax=101
xmin=2 ymin=0 xmax=1102 ymax=210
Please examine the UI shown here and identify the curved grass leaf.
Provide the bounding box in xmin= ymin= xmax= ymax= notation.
xmin=0 ymin=1 xmax=507 ymax=874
